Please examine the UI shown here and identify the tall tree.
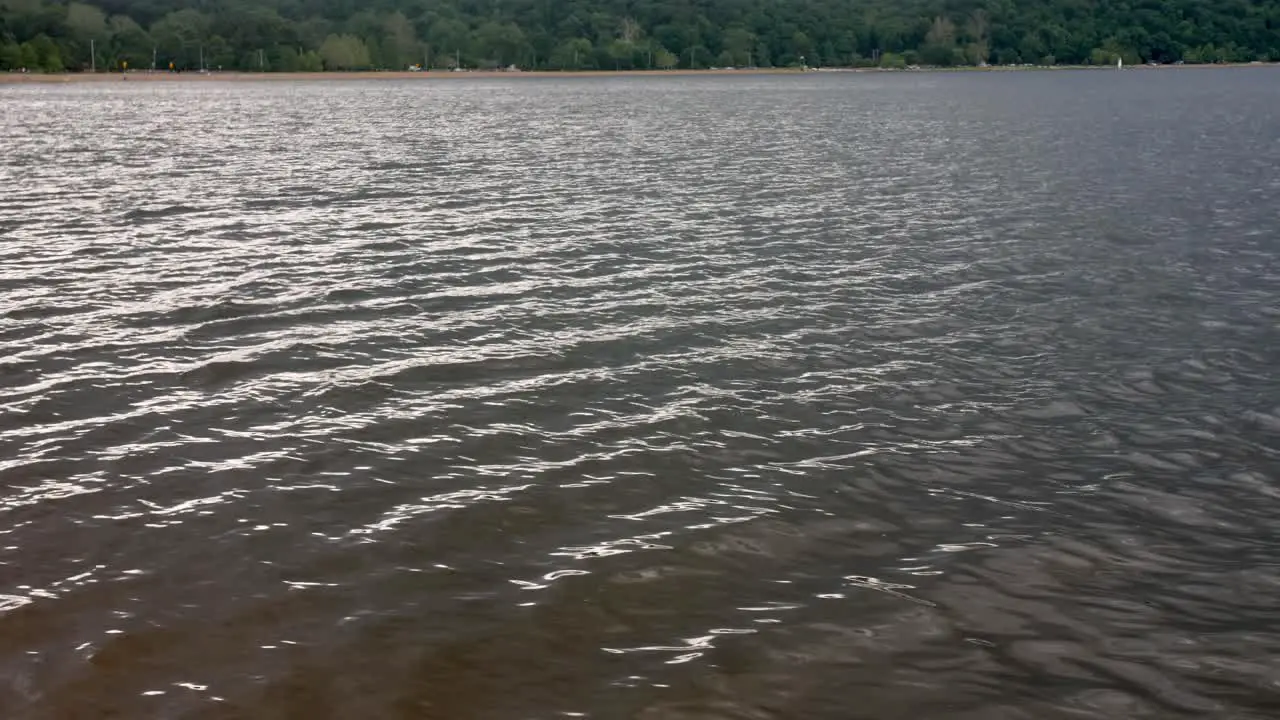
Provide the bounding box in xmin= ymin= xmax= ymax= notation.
xmin=150 ymin=9 xmax=209 ymax=69
xmin=319 ymin=33 xmax=370 ymax=69
xmin=380 ymin=11 xmax=416 ymax=69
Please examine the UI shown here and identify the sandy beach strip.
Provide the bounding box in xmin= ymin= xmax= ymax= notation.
xmin=1 ymin=63 xmax=1270 ymax=84
xmin=0 ymin=68 xmax=810 ymax=84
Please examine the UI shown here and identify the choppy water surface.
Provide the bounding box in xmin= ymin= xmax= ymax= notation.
xmin=3 ymin=69 xmax=1280 ymax=719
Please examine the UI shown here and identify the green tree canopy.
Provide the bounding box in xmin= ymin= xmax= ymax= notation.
xmin=3 ymin=0 xmax=1279 ymax=73
xmin=319 ymin=33 xmax=370 ymax=70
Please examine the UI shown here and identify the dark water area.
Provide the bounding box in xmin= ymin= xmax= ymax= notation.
xmin=2 ymin=69 xmax=1280 ymax=719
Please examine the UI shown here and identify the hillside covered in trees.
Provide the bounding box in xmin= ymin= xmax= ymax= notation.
xmin=3 ymin=0 xmax=1279 ymax=73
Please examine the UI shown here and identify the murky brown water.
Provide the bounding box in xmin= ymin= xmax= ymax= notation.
xmin=3 ymin=69 xmax=1280 ymax=719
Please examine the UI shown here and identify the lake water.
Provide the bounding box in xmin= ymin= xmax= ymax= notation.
xmin=3 ymin=69 xmax=1280 ymax=719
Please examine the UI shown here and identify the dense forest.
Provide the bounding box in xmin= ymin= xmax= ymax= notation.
xmin=2 ymin=0 xmax=1279 ymax=73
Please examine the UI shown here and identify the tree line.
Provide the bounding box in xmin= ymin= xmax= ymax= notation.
xmin=3 ymin=0 xmax=1278 ymax=73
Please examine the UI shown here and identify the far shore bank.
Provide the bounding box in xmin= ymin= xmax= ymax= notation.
xmin=6 ymin=68 xmax=793 ymax=83
xmin=1 ymin=63 xmax=1273 ymax=84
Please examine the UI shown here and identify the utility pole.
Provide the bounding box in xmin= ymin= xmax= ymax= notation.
xmin=455 ymin=48 xmax=460 ymax=70
xmin=90 ymin=38 xmax=95 ymax=72
xmin=259 ymin=48 xmax=264 ymax=70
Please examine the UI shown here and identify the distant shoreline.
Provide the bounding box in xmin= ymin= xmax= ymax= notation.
xmin=5 ymin=68 xmax=795 ymax=83
xmin=1 ymin=64 xmax=1273 ymax=84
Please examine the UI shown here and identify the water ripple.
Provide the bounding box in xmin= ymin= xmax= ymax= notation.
xmin=3 ymin=70 xmax=1280 ymax=718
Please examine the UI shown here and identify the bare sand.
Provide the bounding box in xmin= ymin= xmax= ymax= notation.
xmin=2 ymin=63 xmax=1270 ymax=84
xmin=0 ymin=68 xmax=807 ymax=84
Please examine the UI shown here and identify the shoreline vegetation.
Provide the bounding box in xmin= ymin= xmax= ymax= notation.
xmin=3 ymin=0 xmax=1279 ymax=79
xmin=2 ymin=63 xmax=1275 ymax=84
